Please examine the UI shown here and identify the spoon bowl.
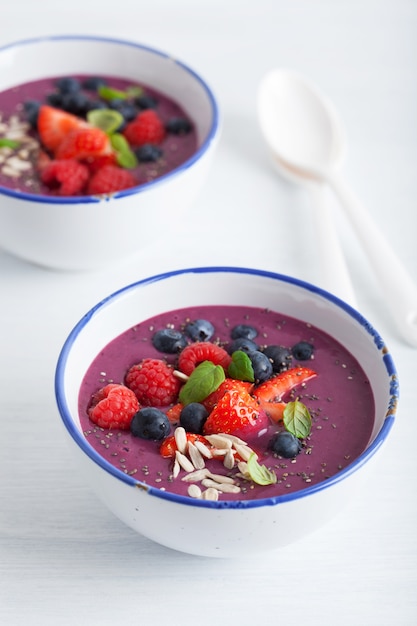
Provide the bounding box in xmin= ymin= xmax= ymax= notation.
xmin=258 ymin=68 xmax=417 ymax=347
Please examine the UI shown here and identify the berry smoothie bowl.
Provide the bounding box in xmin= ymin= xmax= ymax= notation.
xmin=0 ymin=36 xmax=220 ymax=270
xmin=55 ymin=267 xmax=398 ymax=557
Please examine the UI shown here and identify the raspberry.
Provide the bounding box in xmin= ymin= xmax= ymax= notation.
xmin=123 ymin=110 xmax=166 ymax=146
xmin=87 ymin=164 xmax=137 ymax=195
xmin=88 ymin=383 xmax=139 ymax=430
xmin=177 ymin=342 xmax=232 ymax=376
xmin=125 ymin=358 xmax=181 ymax=407
xmin=40 ymin=158 xmax=90 ymax=196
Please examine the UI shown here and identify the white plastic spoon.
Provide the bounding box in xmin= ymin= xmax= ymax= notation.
xmin=258 ymin=68 xmax=417 ymax=347
xmin=267 ymin=141 xmax=357 ymax=307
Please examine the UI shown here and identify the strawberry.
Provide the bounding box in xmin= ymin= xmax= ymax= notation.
xmin=166 ymin=402 xmax=184 ymax=423
xmin=202 ymin=378 xmax=254 ymax=411
xmin=160 ymin=432 xmax=211 ymax=458
xmin=203 ymin=389 xmax=269 ymax=440
xmin=88 ymin=383 xmax=139 ymax=430
xmin=123 ymin=109 xmax=166 ymax=146
xmin=37 ymin=105 xmax=87 ymax=152
xmin=252 ymin=366 xmax=317 ymax=422
xmin=55 ymin=126 xmax=113 ymax=161
xmin=178 ymin=342 xmax=232 ymax=377
xmin=87 ymin=164 xmax=137 ymax=195
xmin=40 ymin=159 xmax=90 ymax=196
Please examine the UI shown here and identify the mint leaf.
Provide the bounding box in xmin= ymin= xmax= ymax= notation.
xmin=0 ymin=138 xmax=20 ymax=148
xmin=283 ymin=400 xmax=312 ymax=439
xmin=179 ymin=361 xmax=225 ymax=405
xmin=247 ymin=453 xmax=277 ymax=485
xmin=228 ymin=351 xmax=255 ymax=382
xmin=126 ymin=85 xmax=144 ymax=98
xmin=110 ymin=133 xmax=138 ymax=169
xmin=87 ymin=109 xmax=123 ymax=134
xmin=98 ymin=85 xmax=128 ymax=101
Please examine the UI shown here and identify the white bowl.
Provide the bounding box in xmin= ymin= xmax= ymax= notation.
xmin=0 ymin=36 xmax=220 ymax=270
xmin=55 ymin=267 xmax=398 ymax=557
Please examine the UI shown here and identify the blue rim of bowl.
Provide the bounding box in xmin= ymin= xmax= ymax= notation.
xmin=0 ymin=34 xmax=220 ymax=205
xmin=55 ymin=266 xmax=399 ymax=510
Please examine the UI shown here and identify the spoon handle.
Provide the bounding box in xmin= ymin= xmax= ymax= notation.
xmin=308 ymin=182 xmax=357 ymax=307
xmin=327 ymin=170 xmax=417 ymax=347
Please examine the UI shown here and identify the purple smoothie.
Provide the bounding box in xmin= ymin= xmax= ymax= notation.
xmin=78 ymin=305 xmax=375 ymax=502
xmin=0 ymin=75 xmax=197 ymax=195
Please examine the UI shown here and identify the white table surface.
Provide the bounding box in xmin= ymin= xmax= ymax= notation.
xmin=1 ymin=1 xmax=416 ymax=624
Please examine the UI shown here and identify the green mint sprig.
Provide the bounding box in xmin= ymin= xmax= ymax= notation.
xmin=283 ymin=400 xmax=312 ymax=439
xmin=179 ymin=361 xmax=225 ymax=405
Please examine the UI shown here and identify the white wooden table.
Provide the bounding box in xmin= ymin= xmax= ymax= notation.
xmin=1 ymin=1 xmax=416 ymax=624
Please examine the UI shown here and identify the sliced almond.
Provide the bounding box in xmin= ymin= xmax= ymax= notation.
xmin=174 ymin=427 xmax=187 ymax=454
xmin=194 ymin=439 xmax=213 ymax=459
xmin=175 ymin=450 xmax=194 ymax=473
xmin=204 ymin=434 xmax=233 ymax=449
xmin=181 ymin=468 xmax=210 ymax=482
xmin=201 ymin=487 xmax=219 ymax=501
xmin=187 ymin=484 xmax=202 ymax=499
xmin=188 ymin=441 xmax=205 ymax=470
xmin=201 ymin=478 xmax=241 ymax=494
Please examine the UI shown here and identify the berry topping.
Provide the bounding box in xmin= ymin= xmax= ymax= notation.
xmin=159 ymin=432 xmax=210 ymax=459
xmin=135 ymin=144 xmax=163 ymax=162
xmin=125 ymin=358 xmax=181 ymax=407
xmin=135 ymin=95 xmax=158 ymax=110
xmin=23 ymin=99 xmax=41 ymax=128
xmin=37 ymin=105 xmax=87 ymax=152
xmin=253 ymin=367 xmax=317 ymax=404
xmin=202 ymin=378 xmax=254 ymax=411
xmin=248 ymin=350 xmax=274 ymax=384
xmin=179 ymin=402 xmax=209 ymax=434
xmin=40 ymin=159 xmax=90 ymax=196
xmin=55 ymin=77 xmax=81 ymax=94
xmin=262 ymin=345 xmax=292 ymax=373
xmin=230 ymin=324 xmax=258 ymax=340
xmin=55 ymin=126 xmax=112 ymax=160
xmin=292 ymin=341 xmax=315 ymax=360
xmin=203 ymin=389 xmax=269 ymax=440
xmin=184 ymin=319 xmax=215 ymax=342
xmin=88 ymin=383 xmax=139 ymax=430
xmin=87 ymin=164 xmax=137 ymax=195
xmin=268 ymin=431 xmax=302 ymax=458
xmin=82 ymin=76 xmax=107 ymax=91
xmin=130 ymin=407 xmax=171 ymax=440
xmin=228 ymin=337 xmax=258 ymax=355
xmin=178 ymin=342 xmax=232 ymax=376
xmin=166 ymin=117 xmax=192 ymax=135
xmin=152 ymin=328 xmax=188 ymax=354
xmin=123 ymin=109 xmax=166 ymax=146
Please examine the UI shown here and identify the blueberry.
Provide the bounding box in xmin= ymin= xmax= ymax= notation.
xmin=46 ymin=92 xmax=64 ymax=108
xmin=82 ymin=76 xmax=107 ymax=91
xmin=109 ymin=99 xmax=138 ymax=122
xmin=184 ymin=319 xmax=215 ymax=342
xmin=23 ymin=100 xmax=41 ymax=127
xmin=249 ymin=350 xmax=273 ymax=384
xmin=55 ymin=77 xmax=81 ymax=94
xmin=268 ymin=431 xmax=302 ymax=458
xmin=292 ymin=341 xmax=314 ymax=360
xmin=166 ymin=117 xmax=192 ymax=135
xmin=228 ymin=337 xmax=258 ymax=355
xmin=135 ymin=144 xmax=163 ymax=163
xmin=135 ymin=95 xmax=158 ymax=110
xmin=152 ymin=328 xmax=188 ymax=353
xmin=262 ymin=345 xmax=292 ymax=373
xmin=61 ymin=92 xmax=91 ymax=116
xmin=130 ymin=407 xmax=170 ymax=440
xmin=230 ymin=324 xmax=258 ymax=340
xmin=179 ymin=402 xmax=209 ymax=434
xmin=85 ymin=100 xmax=108 ymax=112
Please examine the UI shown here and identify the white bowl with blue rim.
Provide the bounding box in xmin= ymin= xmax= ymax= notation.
xmin=0 ymin=35 xmax=220 ymax=270
xmin=55 ymin=266 xmax=398 ymax=557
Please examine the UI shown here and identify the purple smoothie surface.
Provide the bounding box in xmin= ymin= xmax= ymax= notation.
xmin=78 ymin=305 xmax=375 ymax=502
xmin=0 ymin=75 xmax=197 ymax=195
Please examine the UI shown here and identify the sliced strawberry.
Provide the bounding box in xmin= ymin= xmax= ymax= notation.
xmin=177 ymin=342 xmax=232 ymax=376
xmin=166 ymin=402 xmax=184 ymax=424
xmin=55 ymin=126 xmax=113 ymax=161
xmin=253 ymin=367 xmax=317 ymax=403
xmin=160 ymin=432 xmax=211 ymax=458
xmin=202 ymin=378 xmax=254 ymax=411
xmin=37 ymin=105 xmax=87 ymax=153
xmin=203 ymin=389 xmax=269 ymax=440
